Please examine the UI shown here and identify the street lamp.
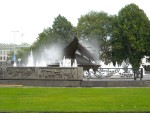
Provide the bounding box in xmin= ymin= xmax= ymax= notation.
xmin=12 ymin=30 xmax=18 ymax=66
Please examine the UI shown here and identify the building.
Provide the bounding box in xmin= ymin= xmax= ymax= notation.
xmin=141 ymin=56 xmax=150 ymax=75
xmin=0 ymin=43 xmax=30 ymax=65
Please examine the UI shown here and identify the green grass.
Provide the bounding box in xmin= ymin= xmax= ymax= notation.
xmin=0 ymin=87 xmax=150 ymax=112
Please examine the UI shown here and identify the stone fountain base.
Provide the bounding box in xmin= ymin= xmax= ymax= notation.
xmin=0 ymin=66 xmax=84 ymax=87
xmin=0 ymin=66 xmax=148 ymax=87
xmin=0 ymin=67 xmax=83 ymax=80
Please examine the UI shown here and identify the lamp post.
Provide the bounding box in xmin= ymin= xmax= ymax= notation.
xmin=12 ymin=30 xmax=18 ymax=66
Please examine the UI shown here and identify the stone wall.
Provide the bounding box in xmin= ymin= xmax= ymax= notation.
xmin=0 ymin=67 xmax=83 ymax=80
xmin=0 ymin=79 xmax=148 ymax=87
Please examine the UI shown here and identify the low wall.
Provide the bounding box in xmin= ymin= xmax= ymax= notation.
xmin=0 ymin=79 xmax=148 ymax=87
xmin=81 ymin=80 xmax=147 ymax=87
xmin=0 ymin=67 xmax=83 ymax=80
xmin=0 ymin=79 xmax=81 ymax=87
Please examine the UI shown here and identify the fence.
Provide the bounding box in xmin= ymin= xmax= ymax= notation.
xmin=83 ymin=68 xmax=143 ymax=80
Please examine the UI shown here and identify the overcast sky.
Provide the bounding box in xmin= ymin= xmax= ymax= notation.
xmin=0 ymin=0 xmax=149 ymax=45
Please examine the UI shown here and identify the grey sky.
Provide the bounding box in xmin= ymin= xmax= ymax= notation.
xmin=0 ymin=0 xmax=149 ymax=44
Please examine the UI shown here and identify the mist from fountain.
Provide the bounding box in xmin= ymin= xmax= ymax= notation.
xmin=26 ymin=49 xmax=77 ymax=67
xmin=59 ymin=56 xmax=77 ymax=67
xmin=72 ymin=59 xmax=77 ymax=67
xmin=35 ymin=59 xmax=47 ymax=67
xmin=13 ymin=62 xmax=17 ymax=67
xmin=26 ymin=50 xmax=34 ymax=67
xmin=26 ymin=50 xmax=47 ymax=67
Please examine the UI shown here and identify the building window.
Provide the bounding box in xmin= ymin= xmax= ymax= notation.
xmin=0 ymin=51 xmax=2 ymax=55
xmin=0 ymin=56 xmax=2 ymax=60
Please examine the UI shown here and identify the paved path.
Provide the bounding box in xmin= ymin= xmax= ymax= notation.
xmin=0 ymin=84 xmax=23 ymax=87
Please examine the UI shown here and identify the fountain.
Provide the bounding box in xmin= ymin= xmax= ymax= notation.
xmin=26 ymin=51 xmax=76 ymax=67
xmin=26 ymin=50 xmax=47 ymax=67
xmin=0 ymin=36 xmax=145 ymax=87
xmin=22 ymin=36 xmax=102 ymax=80
xmin=72 ymin=59 xmax=77 ymax=67
xmin=26 ymin=50 xmax=34 ymax=66
xmin=4 ymin=37 xmax=88 ymax=81
xmin=13 ymin=62 xmax=17 ymax=67
xmin=59 ymin=56 xmax=77 ymax=67
xmin=47 ymin=37 xmax=100 ymax=70
xmin=13 ymin=36 xmax=143 ymax=81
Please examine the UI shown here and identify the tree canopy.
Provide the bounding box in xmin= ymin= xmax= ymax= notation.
xmin=76 ymin=11 xmax=114 ymax=63
xmin=111 ymin=3 xmax=150 ymax=69
xmin=32 ymin=14 xmax=74 ymax=50
xmin=17 ymin=15 xmax=74 ymax=63
xmin=52 ymin=14 xmax=74 ymax=43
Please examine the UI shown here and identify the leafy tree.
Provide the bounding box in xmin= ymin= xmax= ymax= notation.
xmin=17 ymin=15 xmax=75 ymax=64
xmin=52 ymin=14 xmax=74 ymax=43
xmin=31 ymin=14 xmax=74 ymax=51
xmin=76 ymin=11 xmax=114 ymax=63
xmin=111 ymin=4 xmax=150 ymax=71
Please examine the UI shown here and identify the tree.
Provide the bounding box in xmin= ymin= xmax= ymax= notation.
xmin=31 ymin=14 xmax=75 ymax=52
xmin=16 ymin=15 xmax=75 ymax=64
xmin=52 ymin=14 xmax=74 ymax=43
xmin=111 ymin=4 xmax=150 ymax=72
xmin=76 ymin=11 xmax=114 ymax=63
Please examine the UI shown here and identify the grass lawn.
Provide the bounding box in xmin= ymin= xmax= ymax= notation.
xmin=0 ymin=87 xmax=150 ymax=112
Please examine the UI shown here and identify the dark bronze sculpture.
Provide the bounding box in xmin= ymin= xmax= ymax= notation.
xmin=62 ymin=37 xmax=100 ymax=70
xmin=48 ymin=36 xmax=100 ymax=70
